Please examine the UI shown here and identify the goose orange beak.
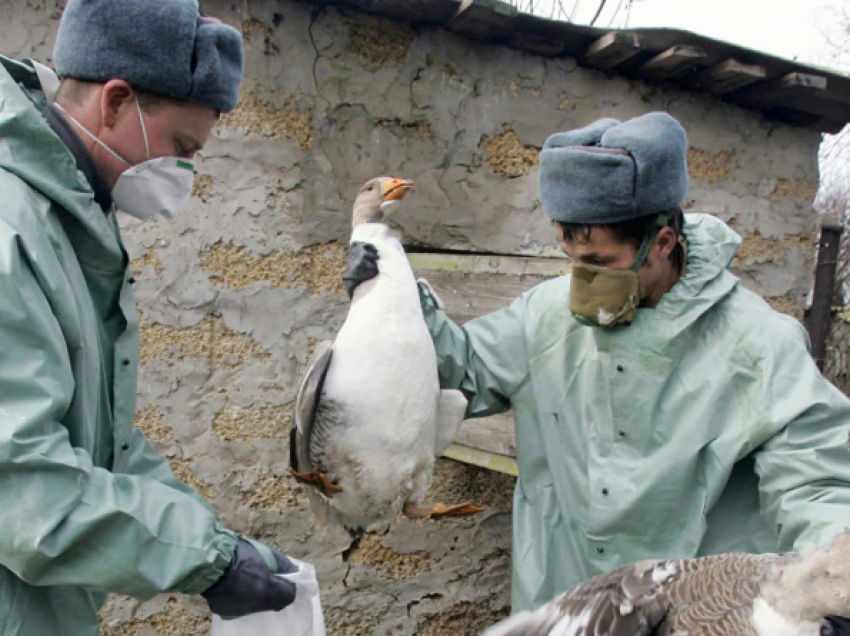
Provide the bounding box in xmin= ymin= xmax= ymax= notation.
xmin=381 ymin=178 xmax=414 ymax=201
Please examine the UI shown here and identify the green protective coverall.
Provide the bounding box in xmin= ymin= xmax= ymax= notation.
xmin=419 ymin=211 xmax=850 ymax=612
xmin=0 ymin=57 xmax=238 ymax=635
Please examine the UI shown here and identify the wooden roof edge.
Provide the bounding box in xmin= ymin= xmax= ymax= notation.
xmin=296 ymin=0 xmax=850 ymax=132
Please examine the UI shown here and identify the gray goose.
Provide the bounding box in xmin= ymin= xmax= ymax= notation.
xmin=482 ymin=533 xmax=850 ymax=636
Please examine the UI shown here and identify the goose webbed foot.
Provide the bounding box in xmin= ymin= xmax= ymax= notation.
xmin=290 ymin=468 xmax=343 ymax=497
xmin=402 ymin=501 xmax=486 ymax=521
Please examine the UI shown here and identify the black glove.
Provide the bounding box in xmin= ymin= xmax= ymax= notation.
xmin=343 ymin=242 xmax=380 ymax=299
xmin=202 ymin=538 xmax=298 ymax=620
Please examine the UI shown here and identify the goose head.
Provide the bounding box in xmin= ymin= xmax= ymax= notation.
xmin=351 ymin=176 xmax=413 ymax=228
xmin=758 ymin=532 xmax=850 ymax=636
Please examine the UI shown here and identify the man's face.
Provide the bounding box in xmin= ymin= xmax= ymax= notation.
xmin=91 ymin=81 xmax=219 ymax=189
xmin=111 ymin=101 xmax=217 ymax=165
xmin=556 ymin=224 xmax=676 ymax=306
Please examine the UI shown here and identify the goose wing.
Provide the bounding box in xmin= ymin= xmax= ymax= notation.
xmin=481 ymin=559 xmax=679 ymax=636
xmin=656 ymin=552 xmax=782 ymax=636
xmin=290 ymin=340 xmax=333 ymax=474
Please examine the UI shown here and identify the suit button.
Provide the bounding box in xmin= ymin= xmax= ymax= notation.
xmin=616 ymin=364 xmax=624 ymax=372
xmin=602 ymin=487 xmax=609 ymax=495
xmin=121 ymin=443 xmax=129 ymax=451
xmin=122 ymin=358 xmax=131 ymax=366
xmin=596 ymin=546 xmax=604 ymax=554
xmin=128 ymin=276 xmax=136 ymax=284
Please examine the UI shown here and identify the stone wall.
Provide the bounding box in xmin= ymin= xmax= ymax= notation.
xmin=0 ymin=1 xmax=823 ymax=634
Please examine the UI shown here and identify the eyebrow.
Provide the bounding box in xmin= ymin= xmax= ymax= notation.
xmin=577 ymin=252 xmax=615 ymax=261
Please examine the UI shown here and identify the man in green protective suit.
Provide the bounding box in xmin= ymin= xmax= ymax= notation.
xmin=344 ymin=112 xmax=850 ymax=612
xmin=0 ymin=1 xmax=302 ymax=634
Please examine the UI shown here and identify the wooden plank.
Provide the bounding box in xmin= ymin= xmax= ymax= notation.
xmin=730 ymin=72 xmax=828 ymax=110
xmin=411 ymin=269 xmax=551 ymax=324
xmin=410 ymin=251 xmax=559 ymax=470
xmin=637 ymin=45 xmax=707 ymax=80
xmin=443 ymin=443 xmax=519 ymax=476
xmin=693 ymin=58 xmax=766 ymax=94
xmin=454 ymin=412 xmax=516 ymax=457
xmin=408 ymin=252 xmax=570 ymax=277
xmin=581 ymin=32 xmax=644 ymax=70
xmin=448 ymin=0 xmax=517 ymax=42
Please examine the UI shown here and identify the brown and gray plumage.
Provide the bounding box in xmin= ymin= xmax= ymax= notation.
xmin=482 ymin=533 xmax=850 ymax=636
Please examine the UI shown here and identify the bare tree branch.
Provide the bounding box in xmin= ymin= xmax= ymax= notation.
xmin=589 ymin=0 xmax=607 ymax=26
xmin=504 ymin=0 xmax=626 ymax=25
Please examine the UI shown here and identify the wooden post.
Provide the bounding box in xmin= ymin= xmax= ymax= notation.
xmin=806 ymin=224 xmax=844 ymax=371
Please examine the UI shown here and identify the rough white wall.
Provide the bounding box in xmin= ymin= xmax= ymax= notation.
xmin=0 ymin=1 xmax=822 ymax=634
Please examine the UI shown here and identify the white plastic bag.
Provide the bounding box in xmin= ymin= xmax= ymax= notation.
xmin=211 ymin=558 xmax=326 ymax=636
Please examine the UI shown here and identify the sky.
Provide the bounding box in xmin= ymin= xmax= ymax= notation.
xmin=516 ymin=0 xmax=849 ymax=71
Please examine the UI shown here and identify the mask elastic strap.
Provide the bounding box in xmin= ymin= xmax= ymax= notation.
xmin=628 ymin=211 xmax=672 ymax=273
xmin=54 ymin=102 xmax=131 ymax=166
xmin=133 ymin=97 xmax=150 ymax=160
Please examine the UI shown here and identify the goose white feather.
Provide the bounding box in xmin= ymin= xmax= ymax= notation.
xmin=291 ymin=176 xmax=479 ymax=532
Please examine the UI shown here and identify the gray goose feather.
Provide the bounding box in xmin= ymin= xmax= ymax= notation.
xmin=482 ymin=533 xmax=850 ymax=636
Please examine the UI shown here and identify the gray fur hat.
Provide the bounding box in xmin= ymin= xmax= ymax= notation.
xmin=539 ymin=112 xmax=689 ymax=224
xmin=53 ymin=0 xmax=244 ymax=113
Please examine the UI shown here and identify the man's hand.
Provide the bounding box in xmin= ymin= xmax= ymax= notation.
xmin=202 ymin=538 xmax=298 ymax=620
xmin=343 ymin=242 xmax=379 ymax=299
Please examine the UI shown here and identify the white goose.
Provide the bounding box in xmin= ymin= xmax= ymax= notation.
xmin=290 ymin=176 xmax=483 ymax=533
xmin=481 ymin=533 xmax=850 ymax=636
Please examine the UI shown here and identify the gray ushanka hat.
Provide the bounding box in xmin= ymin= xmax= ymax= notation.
xmin=53 ymin=0 xmax=244 ymax=113
xmin=539 ymin=112 xmax=689 ymax=224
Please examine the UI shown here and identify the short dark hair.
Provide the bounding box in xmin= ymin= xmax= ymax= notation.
xmin=555 ymin=208 xmax=687 ymax=271
xmin=55 ymin=78 xmax=194 ymax=115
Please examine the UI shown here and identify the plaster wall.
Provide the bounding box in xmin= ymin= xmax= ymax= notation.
xmin=0 ymin=1 xmax=823 ymax=633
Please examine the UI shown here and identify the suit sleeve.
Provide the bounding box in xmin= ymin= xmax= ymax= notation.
xmin=752 ymin=317 xmax=850 ymax=551
xmin=418 ymin=280 xmax=530 ymax=418
xmin=0 ymin=228 xmax=237 ymax=599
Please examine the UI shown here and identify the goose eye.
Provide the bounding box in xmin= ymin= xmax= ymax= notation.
xmin=822 ymin=622 xmax=836 ymax=636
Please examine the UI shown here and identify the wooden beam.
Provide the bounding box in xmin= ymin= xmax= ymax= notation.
xmin=408 ymin=252 xmax=569 ymax=277
xmin=410 ymin=269 xmax=551 ymax=325
xmin=454 ymin=412 xmax=516 ymax=457
xmin=581 ymin=32 xmax=644 ymax=70
xmin=693 ymin=58 xmax=766 ymax=95
xmin=637 ymin=45 xmax=707 ymax=80
xmin=443 ymin=443 xmax=519 ymax=476
xmin=731 ymin=72 xmax=828 ymax=110
xmin=410 ymin=251 xmax=562 ymax=472
xmin=448 ymin=0 xmax=517 ymax=42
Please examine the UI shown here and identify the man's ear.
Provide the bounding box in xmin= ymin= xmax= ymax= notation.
xmin=100 ymin=79 xmax=135 ymax=130
xmin=656 ymin=226 xmax=678 ymax=261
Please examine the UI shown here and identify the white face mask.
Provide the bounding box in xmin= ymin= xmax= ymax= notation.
xmin=55 ymin=99 xmax=195 ymax=221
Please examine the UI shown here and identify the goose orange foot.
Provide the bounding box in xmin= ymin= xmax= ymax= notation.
xmin=402 ymin=501 xmax=486 ymax=521
xmin=290 ymin=468 xmax=343 ymax=497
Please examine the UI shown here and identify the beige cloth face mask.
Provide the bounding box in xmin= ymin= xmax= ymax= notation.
xmin=569 ymin=212 xmax=683 ymax=328
xmin=569 ymin=263 xmax=641 ymax=327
